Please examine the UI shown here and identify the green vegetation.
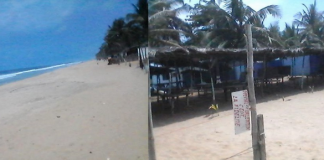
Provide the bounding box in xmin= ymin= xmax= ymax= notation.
xmin=96 ymin=0 xmax=148 ymax=60
xmin=148 ymin=0 xmax=324 ymax=49
xmin=96 ymin=0 xmax=324 ymax=60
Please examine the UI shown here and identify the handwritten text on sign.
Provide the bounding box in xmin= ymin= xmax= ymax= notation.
xmin=231 ymin=90 xmax=250 ymax=135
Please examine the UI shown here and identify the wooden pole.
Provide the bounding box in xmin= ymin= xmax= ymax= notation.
xmin=175 ymin=66 xmax=180 ymax=100
xmin=245 ymin=24 xmax=261 ymax=160
xmin=169 ymin=72 xmax=174 ymax=115
xmin=301 ymin=55 xmax=305 ymax=90
xmin=148 ymin=72 xmax=156 ymax=160
xmin=190 ymin=59 xmax=194 ymax=95
xmin=261 ymin=55 xmax=267 ymax=97
xmin=258 ymin=114 xmax=266 ymax=160
xmin=210 ymin=59 xmax=217 ymax=105
xmin=200 ymin=66 xmax=203 ymax=83
xmin=210 ymin=71 xmax=216 ymax=105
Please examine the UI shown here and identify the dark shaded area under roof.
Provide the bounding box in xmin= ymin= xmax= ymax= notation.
xmin=150 ymin=66 xmax=174 ymax=75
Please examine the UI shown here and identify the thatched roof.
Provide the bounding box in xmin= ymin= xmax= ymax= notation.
xmin=149 ymin=46 xmax=324 ymax=67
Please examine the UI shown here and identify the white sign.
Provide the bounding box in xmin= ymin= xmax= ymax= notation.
xmin=231 ymin=90 xmax=250 ymax=135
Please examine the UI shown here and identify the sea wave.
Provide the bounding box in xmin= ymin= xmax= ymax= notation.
xmin=0 ymin=61 xmax=82 ymax=81
xmin=0 ymin=73 xmax=16 ymax=80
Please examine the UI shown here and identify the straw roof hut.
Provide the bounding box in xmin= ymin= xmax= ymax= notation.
xmin=150 ymin=47 xmax=324 ymax=67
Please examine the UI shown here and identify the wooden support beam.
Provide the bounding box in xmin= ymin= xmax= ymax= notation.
xmin=261 ymin=55 xmax=267 ymax=97
xmin=170 ymin=97 xmax=175 ymax=115
xmin=245 ymin=24 xmax=261 ymax=160
xmin=258 ymin=114 xmax=266 ymax=160
xmin=148 ymin=71 xmax=156 ymax=160
xmin=210 ymin=58 xmax=217 ymax=105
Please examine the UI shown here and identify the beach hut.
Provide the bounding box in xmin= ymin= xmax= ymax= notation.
xmin=150 ymin=47 xmax=324 ymax=100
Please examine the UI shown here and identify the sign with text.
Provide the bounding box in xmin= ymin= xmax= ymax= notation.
xmin=231 ymin=90 xmax=250 ymax=135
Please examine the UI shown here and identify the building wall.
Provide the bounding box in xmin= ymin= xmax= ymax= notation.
xmin=282 ymin=56 xmax=311 ymax=76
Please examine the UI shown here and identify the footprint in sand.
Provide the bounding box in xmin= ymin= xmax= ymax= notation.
xmin=275 ymin=141 xmax=282 ymax=146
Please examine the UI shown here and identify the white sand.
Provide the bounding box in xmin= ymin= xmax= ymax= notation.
xmin=0 ymin=60 xmax=148 ymax=160
xmin=154 ymin=86 xmax=324 ymax=160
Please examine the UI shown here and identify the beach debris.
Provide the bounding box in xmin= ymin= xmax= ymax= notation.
xmin=309 ymin=85 xmax=314 ymax=93
xmin=209 ymin=104 xmax=218 ymax=110
xmin=89 ymin=151 xmax=92 ymax=154
xmin=57 ymin=116 xmax=60 ymax=118
xmin=207 ymin=104 xmax=219 ymax=118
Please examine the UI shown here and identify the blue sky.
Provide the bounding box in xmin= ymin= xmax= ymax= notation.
xmin=0 ymin=0 xmax=137 ymax=71
xmin=184 ymin=0 xmax=324 ymax=30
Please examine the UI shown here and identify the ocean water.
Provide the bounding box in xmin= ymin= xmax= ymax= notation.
xmin=0 ymin=62 xmax=83 ymax=86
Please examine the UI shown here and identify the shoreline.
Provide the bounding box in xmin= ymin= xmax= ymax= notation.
xmin=0 ymin=61 xmax=87 ymax=86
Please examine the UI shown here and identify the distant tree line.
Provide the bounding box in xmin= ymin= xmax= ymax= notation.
xmin=96 ymin=0 xmax=148 ymax=60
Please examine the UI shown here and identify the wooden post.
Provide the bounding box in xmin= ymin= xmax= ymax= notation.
xmin=199 ymin=62 xmax=203 ymax=96
xmin=148 ymin=74 xmax=156 ymax=160
xmin=200 ymin=66 xmax=203 ymax=83
xmin=190 ymin=69 xmax=194 ymax=95
xmin=261 ymin=55 xmax=267 ymax=97
xmin=210 ymin=59 xmax=217 ymax=105
xmin=168 ymin=71 xmax=175 ymax=115
xmin=171 ymin=96 xmax=175 ymax=115
xmin=210 ymin=74 xmax=216 ymax=105
xmin=175 ymin=67 xmax=179 ymax=100
xmin=157 ymin=73 xmax=160 ymax=103
xmin=301 ymin=55 xmax=305 ymax=90
xmin=186 ymin=93 xmax=189 ymax=107
xmin=258 ymin=114 xmax=266 ymax=160
xmin=168 ymin=72 xmax=172 ymax=95
xmin=245 ymin=24 xmax=261 ymax=160
xmin=190 ymin=59 xmax=194 ymax=95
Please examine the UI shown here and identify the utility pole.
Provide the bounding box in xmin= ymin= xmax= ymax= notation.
xmin=245 ymin=24 xmax=261 ymax=160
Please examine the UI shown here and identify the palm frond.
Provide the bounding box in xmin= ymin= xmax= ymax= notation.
xmin=149 ymin=10 xmax=176 ymax=22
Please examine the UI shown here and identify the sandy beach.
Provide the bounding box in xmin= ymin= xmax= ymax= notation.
xmin=153 ymin=83 xmax=324 ymax=160
xmin=0 ymin=60 xmax=148 ymax=160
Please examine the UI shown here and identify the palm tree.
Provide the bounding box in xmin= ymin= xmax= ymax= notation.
xmin=126 ymin=0 xmax=148 ymax=47
xmin=148 ymin=0 xmax=193 ymax=47
xmin=104 ymin=18 xmax=130 ymax=55
xmin=104 ymin=0 xmax=149 ymax=57
xmin=294 ymin=0 xmax=324 ymax=47
xmin=281 ymin=23 xmax=301 ymax=48
xmin=188 ymin=0 xmax=281 ymax=48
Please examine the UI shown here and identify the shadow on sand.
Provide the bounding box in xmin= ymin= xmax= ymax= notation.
xmin=152 ymin=80 xmax=324 ymax=128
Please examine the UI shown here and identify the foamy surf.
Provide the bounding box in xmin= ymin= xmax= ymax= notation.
xmin=0 ymin=74 xmax=16 ymax=80
xmin=0 ymin=61 xmax=82 ymax=83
